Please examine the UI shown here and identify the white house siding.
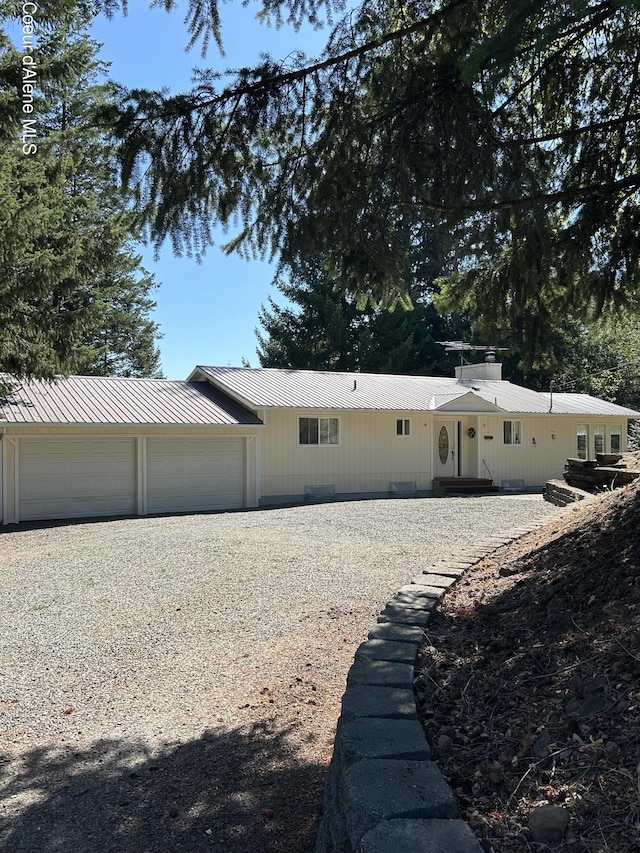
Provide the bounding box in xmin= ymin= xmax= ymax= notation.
xmin=259 ymin=409 xmax=431 ymax=500
xmin=1 ymin=425 xmax=261 ymax=524
xmin=258 ymin=410 xmax=633 ymax=501
xmin=458 ymin=415 xmax=481 ymax=479
xmin=473 ymin=415 xmax=627 ymax=489
xmin=1 ymin=434 xmax=16 ymax=524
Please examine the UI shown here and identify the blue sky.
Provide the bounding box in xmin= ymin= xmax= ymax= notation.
xmin=89 ymin=3 xmax=328 ymax=379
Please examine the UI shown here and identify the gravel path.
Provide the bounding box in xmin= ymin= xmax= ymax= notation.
xmin=0 ymin=496 xmax=558 ymax=852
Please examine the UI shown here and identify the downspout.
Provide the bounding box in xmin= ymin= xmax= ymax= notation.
xmin=549 ymin=380 xmax=555 ymax=413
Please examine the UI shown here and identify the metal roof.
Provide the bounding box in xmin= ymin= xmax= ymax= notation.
xmin=194 ymin=366 xmax=454 ymax=410
xmin=549 ymin=393 xmax=639 ymax=416
xmin=459 ymin=381 xmax=639 ymax=416
xmin=2 ymin=370 xmax=635 ymax=426
xmin=0 ymin=376 xmax=263 ymax=426
xmin=194 ymin=366 xmax=639 ymax=417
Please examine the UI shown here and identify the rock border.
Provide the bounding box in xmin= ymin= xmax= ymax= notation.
xmin=543 ymin=478 xmax=595 ymax=507
xmin=315 ymin=515 xmax=566 ymax=853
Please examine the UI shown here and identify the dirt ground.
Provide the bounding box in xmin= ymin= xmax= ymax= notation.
xmin=415 ymin=461 xmax=640 ymax=852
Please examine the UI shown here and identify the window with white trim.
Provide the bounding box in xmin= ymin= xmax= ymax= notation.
xmin=594 ymin=424 xmax=606 ymax=455
xmin=503 ymin=420 xmax=522 ymax=445
xmin=298 ymin=417 xmax=339 ymax=446
xmin=396 ymin=418 xmax=411 ymax=437
xmin=577 ymin=424 xmax=588 ymax=460
xmin=610 ymin=424 xmax=622 ymax=454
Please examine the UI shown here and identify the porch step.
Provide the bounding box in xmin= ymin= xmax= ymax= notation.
xmin=432 ymin=477 xmax=500 ymax=497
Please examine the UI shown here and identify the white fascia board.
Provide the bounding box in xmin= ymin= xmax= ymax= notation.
xmin=189 ymin=367 xmax=261 ymax=413
xmin=433 ymin=390 xmax=504 ymax=413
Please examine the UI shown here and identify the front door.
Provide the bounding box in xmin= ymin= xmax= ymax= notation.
xmin=434 ymin=420 xmax=457 ymax=477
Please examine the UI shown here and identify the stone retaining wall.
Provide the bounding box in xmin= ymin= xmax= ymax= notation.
xmin=315 ymin=526 xmax=555 ymax=853
xmin=543 ymin=478 xmax=594 ymax=507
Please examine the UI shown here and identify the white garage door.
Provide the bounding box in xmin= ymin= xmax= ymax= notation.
xmin=19 ymin=438 xmax=137 ymax=521
xmin=146 ymin=438 xmax=245 ymax=514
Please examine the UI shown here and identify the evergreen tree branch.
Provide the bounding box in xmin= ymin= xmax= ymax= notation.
xmin=502 ymin=114 xmax=640 ymax=147
xmin=489 ymin=3 xmax=616 ymax=119
xmin=118 ymin=0 xmax=474 ymax=125
xmin=418 ymin=174 xmax=640 ymax=214
xmin=97 ymin=0 xmax=640 ymax=335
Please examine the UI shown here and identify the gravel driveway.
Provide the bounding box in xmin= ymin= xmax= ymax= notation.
xmin=0 ymin=496 xmax=558 ymax=852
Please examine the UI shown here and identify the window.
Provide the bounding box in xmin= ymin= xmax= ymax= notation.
xmin=610 ymin=424 xmax=622 ymax=454
xmin=438 ymin=426 xmax=450 ymax=466
xmin=503 ymin=420 xmax=522 ymax=445
xmin=396 ymin=418 xmax=411 ymax=437
xmin=577 ymin=424 xmax=588 ymax=460
xmin=299 ymin=417 xmax=339 ymax=446
xmin=594 ymin=425 xmax=606 ymax=455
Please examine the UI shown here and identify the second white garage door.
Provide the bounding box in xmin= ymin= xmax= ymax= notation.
xmin=146 ymin=438 xmax=245 ymax=514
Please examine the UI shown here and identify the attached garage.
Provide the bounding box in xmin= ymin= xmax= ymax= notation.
xmin=146 ymin=437 xmax=245 ymax=514
xmin=0 ymin=375 xmax=262 ymax=525
xmin=19 ymin=437 xmax=137 ymax=521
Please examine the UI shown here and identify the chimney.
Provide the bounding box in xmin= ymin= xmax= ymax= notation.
xmin=455 ymin=351 xmax=502 ymax=381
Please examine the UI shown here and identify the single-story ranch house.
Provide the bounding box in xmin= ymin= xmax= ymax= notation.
xmin=0 ymin=359 xmax=637 ymax=523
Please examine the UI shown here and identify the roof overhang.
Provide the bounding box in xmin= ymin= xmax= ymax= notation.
xmin=188 ymin=366 xmax=260 ymax=412
xmin=432 ymin=390 xmax=504 ymax=413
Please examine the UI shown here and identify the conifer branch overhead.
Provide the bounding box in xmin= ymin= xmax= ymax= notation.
xmin=99 ymin=0 xmax=640 ymax=331
xmin=135 ymin=0 xmax=474 ymax=120
xmin=418 ymin=173 xmax=640 ymax=214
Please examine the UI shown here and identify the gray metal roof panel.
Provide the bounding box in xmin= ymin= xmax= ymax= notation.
xmin=456 ymin=380 xmax=551 ymax=413
xmin=197 ymin=366 xmax=465 ymax=410
xmin=0 ymin=376 xmax=263 ymax=426
xmin=459 ymin=381 xmax=639 ymax=415
xmin=549 ymin=393 xmax=639 ymax=417
xmin=198 ymin=366 xmax=640 ymax=417
xmin=2 ymin=370 xmax=633 ymax=424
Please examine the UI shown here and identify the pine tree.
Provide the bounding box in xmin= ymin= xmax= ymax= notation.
xmin=75 ymin=250 xmax=163 ymax=378
xmin=0 ymin=6 xmax=162 ymax=383
xmin=256 ymin=260 xmax=471 ymax=375
xmin=628 ymin=420 xmax=640 ymax=452
xmin=545 ymin=315 xmax=640 ymax=411
xmin=256 ymin=260 xmax=364 ymax=370
xmin=257 ymin=259 xmax=640 ymax=405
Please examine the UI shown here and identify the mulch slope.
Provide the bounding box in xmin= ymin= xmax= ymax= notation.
xmin=415 ymin=477 xmax=640 ymax=852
